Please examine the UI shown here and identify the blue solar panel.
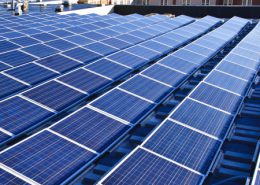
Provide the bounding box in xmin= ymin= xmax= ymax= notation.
xmin=0 ymin=130 xmax=96 ymax=185
xmin=0 ymin=41 xmax=20 ymax=54
xmin=120 ymin=23 xmax=140 ymax=30
xmin=23 ymin=81 xmax=85 ymax=111
xmin=84 ymin=42 xmax=118 ymax=56
xmin=0 ymin=50 xmax=37 ymax=67
xmin=82 ymin=31 xmax=109 ymax=41
xmin=45 ymin=39 xmax=77 ymax=51
xmin=79 ymin=23 xmax=100 ymax=31
xmin=0 ymin=74 xmax=28 ymax=99
xmin=129 ymin=30 xmax=153 ymax=40
xmin=36 ymin=25 xmax=57 ymax=32
xmin=36 ymin=54 xmax=81 ymax=73
xmin=109 ymin=25 xmax=130 ymax=34
xmin=92 ymin=21 xmax=111 ymax=28
xmin=225 ymin=53 xmax=259 ymax=70
xmin=58 ymin=69 xmax=111 ymax=94
xmin=0 ymin=132 xmax=11 ymax=144
xmin=66 ymin=26 xmax=88 ymax=34
xmin=125 ymin=45 xmax=160 ymax=61
xmin=205 ymin=71 xmax=249 ymax=95
xmin=49 ymin=29 xmax=74 ymax=37
xmin=102 ymin=38 xmax=132 ymax=50
xmin=190 ymin=83 xmax=243 ymax=113
xmin=120 ymin=75 xmax=172 ymax=103
xmin=159 ymin=55 xmax=197 ymax=74
xmin=107 ymin=51 xmax=148 ymax=69
xmin=102 ymin=148 xmax=203 ymax=185
xmin=216 ymin=61 xmax=255 ymax=81
xmin=1 ymin=31 xmax=24 ymax=39
xmin=0 ymin=169 xmax=29 ymax=185
xmin=91 ymin=89 xmax=155 ymax=123
xmin=22 ymin=44 xmax=59 ymax=58
xmin=171 ymin=99 xmax=233 ymax=139
xmin=65 ymin=35 xmax=95 ymax=46
xmin=144 ymin=120 xmax=221 ymax=173
xmin=0 ymin=96 xmax=54 ymax=135
xmin=117 ymin=34 xmax=143 ymax=44
xmin=140 ymin=40 xmax=171 ymax=55
xmin=5 ymin=63 xmax=58 ymax=85
xmin=185 ymin=44 xmax=216 ymax=57
xmin=174 ymin=49 xmax=208 ymax=65
xmin=51 ymin=107 xmax=130 ymax=152
xmin=96 ymin=28 xmax=120 ymax=37
xmin=85 ymin=59 xmax=131 ymax=80
xmin=31 ymin=33 xmax=58 ymax=42
xmin=62 ymin=47 xmax=102 ymax=64
xmin=142 ymin=65 xmax=186 ymax=87
xmin=153 ymin=36 xmax=180 ymax=49
xmin=19 ymin=28 xmax=42 ymax=35
xmin=0 ymin=62 xmax=10 ymax=71
xmin=10 ymin=36 xmax=41 ymax=47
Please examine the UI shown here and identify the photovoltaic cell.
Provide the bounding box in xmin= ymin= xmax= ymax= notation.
xmin=62 ymin=47 xmax=102 ymax=64
xmin=102 ymin=38 xmax=132 ymax=50
xmin=142 ymin=65 xmax=186 ymax=87
xmin=91 ymin=89 xmax=155 ymax=123
xmin=22 ymin=44 xmax=59 ymax=58
xmin=45 ymin=39 xmax=77 ymax=51
xmin=174 ymin=49 xmax=207 ymax=65
xmin=140 ymin=40 xmax=171 ymax=55
xmin=0 ymin=96 xmax=54 ymax=135
xmin=36 ymin=54 xmax=81 ymax=73
xmin=65 ymin=35 xmax=94 ymax=46
xmin=102 ymin=148 xmax=203 ymax=185
xmin=10 ymin=36 xmax=40 ymax=47
xmin=82 ymin=31 xmax=109 ymax=41
xmin=170 ymin=99 xmax=233 ymax=139
xmin=107 ymin=51 xmax=148 ymax=69
xmin=190 ymin=83 xmax=243 ymax=113
xmin=120 ymin=75 xmax=172 ymax=103
xmin=0 ymin=130 xmax=96 ymax=185
xmin=159 ymin=55 xmax=197 ymax=74
xmin=5 ymin=63 xmax=58 ymax=85
xmin=51 ymin=107 xmax=130 ymax=152
xmin=84 ymin=42 xmax=118 ymax=56
xmin=125 ymin=45 xmax=160 ymax=61
xmin=117 ymin=34 xmax=143 ymax=44
xmin=144 ymin=120 xmax=221 ymax=173
xmin=0 ymin=41 xmax=20 ymax=54
xmin=0 ymin=62 xmax=10 ymax=71
xmin=85 ymin=59 xmax=131 ymax=80
xmin=0 ymin=74 xmax=28 ymax=99
xmin=23 ymin=81 xmax=85 ymax=111
xmin=205 ymin=71 xmax=249 ymax=95
xmin=0 ymin=132 xmax=11 ymax=144
xmin=58 ymin=69 xmax=111 ymax=94
xmin=31 ymin=33 xmax=58 ymax=42
xmin=225 ymin=53 xmax=259 ymax=70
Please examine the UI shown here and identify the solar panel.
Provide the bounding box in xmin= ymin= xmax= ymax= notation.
xmin=107 ymin=51 xmax=148 ymax=69
xmin=23 ymin=81 xmax=85 ymax=111
xmin=31 ymin=32 xmax=58 ymax=42
xmin=0 ymin=50 xmax=37 ymax=67
xmin=51 ymin=107 xmax=130 ymax=152
xmin=117 ymin=34 xmax=143 ymax=44
xmin=62 ymin=47 xmax=102 ymax=64
xmin=36 ymin=54 xmax=81 ymax=73
xmin=143 ymin=120 xmax=221 ymax=173
xmin=0 ymin=130 xmax=97 ymax=185
xmin=174 ymin=49 xmax=208 ymax=65
xmin=96 ymin=28 xmax=120 ymax=37
xmin=153 ymin=36 xmax=180 ymax=49
xmin=159 ymin=55 xmax=197 ymax=74
xmin=140 ymin=40 xmax=171 ymax=55
xmin=205 ymin=70 xmax=249 ymax=95
xmin=45 ymin=39 xmax=77 ymax=51
xmin=0 ymin=74 xmax=28 ymax=99
xmin=0 ymin=132 xmax=11 ymax=144
xmin=0 ymin=96 xmax=54 ymax=135
xmin=5 ymin=63 xmax=58 ymax=85
xmin=82 ymin=31 xmax=109 ymax=41
xmin=10 ymin=36 xmax=40 ymax=47
xmin=0 ymin=62 xmax=10 ymax=71
xmin=190 ymin=83 xmax=243 ymax=113
xmin=120 ymin=75 xmax=172 ymax=103
xmin=65 ymin=35 xmax=95 ymax=46
xmin=22 ymin=44 xmax=59 ymax=58
xmin=225 ymin=53 xmax=259 ymax=70
xmin=129 ymin=30 xmax=153 ymax=40
xmin=125 ymin=45 xmax=160 ymax=61
xmin=0 ymin=169 xmax=29 ymax=185
xmin=102 ymin=38 xmax=132 ymax=50
xmin=216 ymin=61 xmax=255 ymax=81
xmin=170 ymin=99 xmax=233 ymax=139
xmin=91 ymin=89 xmax=155 ymax=123
xmin=1 ymin=31 xmax=24 ymax=39
xmin=58 ymin=69 xmax=111 ymax=94
xmin=101 ymin=148 xmax=203 ymax=185
xmin=184 ymin=44 xmax=215 ymax=57
xmin=0 ymin=41 xmax=20 ymax=54
xmin=142 ymin=64 xmax=186 ymax=87
xmin=85 ymin=59 xmax=131 ymax=80
xmin=84 ymin=42 xmax=118 ymax=56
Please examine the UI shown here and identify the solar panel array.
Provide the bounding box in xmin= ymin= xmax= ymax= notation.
xmin=0 ymin=11 xmax=259 ymax=185
xmin=98 ymin=20 xmax=260 ymax=185
xmin=0 ymin=13 xmax=197 ymax=145
xmin=252 ymin=153 xmax=260 ymax=185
